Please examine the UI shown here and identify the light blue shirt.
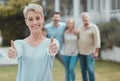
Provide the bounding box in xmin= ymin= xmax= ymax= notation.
xmin=45 ymin=22 xmax=66 ymax=50
xmin=14 ymin=38 xmax=59 ymax=81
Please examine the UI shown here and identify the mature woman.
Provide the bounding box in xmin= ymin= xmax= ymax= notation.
xmin=61 ymin=19 xmax=78 ymax=81
xmin=8 ymin=3 xmax=59 ymax=81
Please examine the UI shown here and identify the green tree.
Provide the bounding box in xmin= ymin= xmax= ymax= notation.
xmin=0 ymin=0 xmax=33 ymax=46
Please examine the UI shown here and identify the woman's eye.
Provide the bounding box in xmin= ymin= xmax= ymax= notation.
xmin=36 ymin=17 xmax=40 ymax=20
xmin=28 ymin=18 xmax=33 ymax=21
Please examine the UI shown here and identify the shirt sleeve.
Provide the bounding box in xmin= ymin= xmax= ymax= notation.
xmin=93 ymin=25 xmax=101 ymax=48
xmin=14 ymin=40 xmax=23 ymax=59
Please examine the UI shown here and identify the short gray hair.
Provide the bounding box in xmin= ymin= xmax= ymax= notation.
xmin=81 ymin=12 xmax=90 ymax=18
xmin=23 ymin=3 xmax=44 ymax=18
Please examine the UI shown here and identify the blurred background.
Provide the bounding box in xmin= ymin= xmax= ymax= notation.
xmin=0 ymin=0 xmax=120 ymax=81
xmin=0 ymin=0 xmax=120 ymax=62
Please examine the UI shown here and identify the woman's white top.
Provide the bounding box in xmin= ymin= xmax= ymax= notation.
xmin=61 ymin=31 xmax=78 ymax=56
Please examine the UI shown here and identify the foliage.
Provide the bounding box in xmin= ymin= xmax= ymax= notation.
xmin=0 ymin=13 xmax=27 ymax=46
xmin=98 ymin=19 xmax=120 ymax=50
xmin=0 ymin=0 xmax=31 ymax=17
xmin=0 ymin=0 xmax=42 ymax=46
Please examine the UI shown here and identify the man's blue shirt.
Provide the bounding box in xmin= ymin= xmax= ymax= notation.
xmin=45 ymin=22 xmax=66 ymax=50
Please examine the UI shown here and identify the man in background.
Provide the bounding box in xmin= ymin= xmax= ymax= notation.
xmin=78 ymin=12 xmax=101 ymax=81
xmin=45 ymin=12 xmax=66 ymax=66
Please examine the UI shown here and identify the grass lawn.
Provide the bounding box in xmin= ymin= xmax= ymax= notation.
xmin=0 ymin=59 xmax=120 ymax=81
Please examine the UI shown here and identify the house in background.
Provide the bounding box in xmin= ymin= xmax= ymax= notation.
xmin=1 ymin=0 xmax=120 ymax=24
xmin=51 ymin=0 xmax=120 ymax=24
xmin=86 ymin=0 xmax=120 ymax=23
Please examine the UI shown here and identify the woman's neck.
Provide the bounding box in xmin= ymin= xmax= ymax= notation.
xmin=67 ymin=29 xmax=73 ymax=33
xmin=25 ymin=33 xmax=45 ymax=47
xmin=28 ymin=32 xmax=43 ymax=41
xmin=68 ymin=29 xmax=73 ymax=32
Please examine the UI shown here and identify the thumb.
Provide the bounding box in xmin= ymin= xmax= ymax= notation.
xmin=11 ymin=40 xmax=15 ymax=49
xmin=50 ymin=36 xmax=54 ymax=44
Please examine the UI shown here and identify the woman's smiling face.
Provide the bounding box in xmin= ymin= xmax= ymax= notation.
xmin=25 ymin=10 xmax=44 ymax=34
xmin=66 ymin=19 xmax=75 ymax=30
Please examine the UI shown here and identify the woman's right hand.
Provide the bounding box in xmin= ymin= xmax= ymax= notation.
xmin=8 ymin=40 xmax=17 ymax=58
xmin=73 ymin=29 xmax=79 ymax=35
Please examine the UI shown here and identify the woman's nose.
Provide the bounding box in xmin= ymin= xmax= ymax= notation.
xmin=33 ymin=19 xmax=38 ymax=24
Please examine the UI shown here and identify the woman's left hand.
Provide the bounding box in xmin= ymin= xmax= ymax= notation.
xmin=49 ymin=37 xmax=58 ymax=55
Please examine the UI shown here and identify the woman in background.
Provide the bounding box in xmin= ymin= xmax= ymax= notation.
xmin=61 ymin=19 xmax=78 ymax=81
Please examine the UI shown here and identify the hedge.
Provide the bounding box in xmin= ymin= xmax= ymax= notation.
xmin=98 ymin=18 xmax=120 ymax=50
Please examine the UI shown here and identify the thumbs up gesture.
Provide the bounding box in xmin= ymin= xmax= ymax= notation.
xmin=49 ymin=37 xmax=58 ymax=55
xmin=8 ymin=40 xmax=17 ymax=58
